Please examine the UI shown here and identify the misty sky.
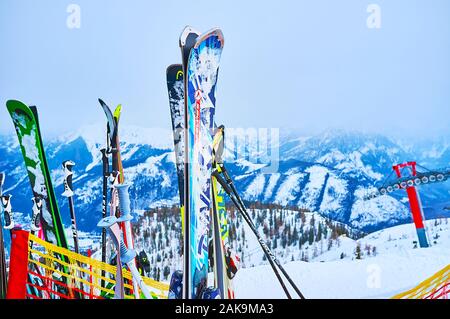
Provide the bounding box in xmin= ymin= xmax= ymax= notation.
xmin=0 ymin=0 xmax=449 ymax=138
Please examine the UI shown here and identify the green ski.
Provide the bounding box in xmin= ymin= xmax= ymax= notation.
xmin=6 ymin=100 xmax=68 ymax=249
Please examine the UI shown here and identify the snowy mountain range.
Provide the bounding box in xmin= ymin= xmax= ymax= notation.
xmin=0 ymin=126 xmax=449 ymax=235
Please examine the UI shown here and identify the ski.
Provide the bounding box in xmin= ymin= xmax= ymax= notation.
xmin=98 ymin=99 xmax=132 ymax=247
xmin=168 ymin=65 xmax=234 ymax=298
xmin=6 ymin=100 xmax=68 ymax=249
xmin=181 ymin=27 xmax=224 ymax=299
xmin=167 ymin=63 xmax=186 ymax=234
xmin=211 ymin=126 xmax=235 ymax=299
xmin=112 ymin=104 xmax=135 ymax=251
xmin=100 ymin=148 xmax=109 ymax=287
xmin=0 ymin=172 xmax=7 ymax=299
xmin=113 ymin=105 xmax=125 ymax=184
xmin=179 ymin=26 xmax=200 ymax=300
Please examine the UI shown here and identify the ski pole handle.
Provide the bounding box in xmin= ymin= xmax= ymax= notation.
xmin=97 ymin=215 xmax=125 ymax=299
xmin=100 ymin=148 xmax=109 ymax=175
xmin=31 ymin=197 xmax=42 ymax=232
xmin=1 ymin=195 xmax=14 ymax=230
xmin=97 ymin=216 xmax=149 ymax=299
xmin=115 ymin=183 xmax=132 ymax=221
xmin=109 ymin=171 xmax=120 ymax=187
xmin=62 ymin=160 xmax=75 ymax=197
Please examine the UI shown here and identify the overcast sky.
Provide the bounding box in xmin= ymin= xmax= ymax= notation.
xmin=0 ymin=0 xmax=449 ymax=139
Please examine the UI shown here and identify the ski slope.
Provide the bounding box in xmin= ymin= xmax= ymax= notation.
xmin=233 ymin=218 xmax=450 ymax=298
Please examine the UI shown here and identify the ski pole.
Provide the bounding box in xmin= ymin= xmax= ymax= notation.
xmin=114 ymin=182 xmax=139 ymax=298
xmin=211 ymin=171 xmax=293 ymax=299
xmin=213 ymin=171 xmax=305 ymax=299
xmin=100 ymin=148 xmax=109 ymax=288
xmin=210 ymin=125 xmax=292 ymax=299
xmin=97 ymin=214 xmax=124 ymax=299
xmin=217 ymin=165 xmax=305 ymax=299
xmin=98 ymin=216 xmax=151 ymax=299
xmin=62 ymin=160 xmax=80 ymax=254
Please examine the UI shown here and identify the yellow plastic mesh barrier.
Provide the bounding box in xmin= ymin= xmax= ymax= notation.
xmin=392 ymin=264 xmax=449 ymax=299
xmin=25 ymin=232 xmax=169 ymax=299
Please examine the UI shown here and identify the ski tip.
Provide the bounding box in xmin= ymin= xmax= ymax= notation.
xmin=166 ymin=64 xmax=182 ymax=74
xmin=195 ymin=28 xmax=225 ymax=48
xmin=166 ymin=64 xmax=183 ymax=81
xmin=98 ymin=98 xmax=108 ymax=107
xmin=179 ymin=25 xmax=200 ymax=47
xmin=114 ymin=104 xmax=122 ymax=114
xmin=29 ymin=105 xmax=39 ymax=117
xmin=114 ymin=104 xmax=122 ymax=121
xmin=6 ymin=99 xmax=28 ymax=112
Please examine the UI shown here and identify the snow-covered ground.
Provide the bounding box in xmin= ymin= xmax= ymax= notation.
xmin=233 ymin=218 xmax=450 ymax=298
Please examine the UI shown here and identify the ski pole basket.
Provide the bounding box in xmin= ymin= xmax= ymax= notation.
xmin=6 ymin=230 xmax=169 ymax=299
xmin=392 ymin=264 xmax=449 ymax=299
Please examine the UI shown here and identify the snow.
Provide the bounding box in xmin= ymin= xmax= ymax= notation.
xmin=264 ymin=173 xmax=280 ymax=200
xmin=350 ymin=187 xmax=410 ymax=229
xmin=319 ymin=174 xmax=348 ymax=213
xmin=125 ymin=152 xmax=172 ymax=184
xmin=275 ymin=173 xmax=305 ymax=206
xmin=234 ymin=158 xmax=267 ymax=174
xmin=334 ymin=151 xmax=383 ymax=181
xmin=233 ymin=218 xmax=450 ymax=298
xmin=297 ymin=165 xmax=328 ymax=208
xmin=244 ymin=174 xmax=266 ymax=200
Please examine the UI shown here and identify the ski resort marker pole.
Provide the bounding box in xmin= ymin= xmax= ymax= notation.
xmin=62 ymin=160 xmax=80 ymax=254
